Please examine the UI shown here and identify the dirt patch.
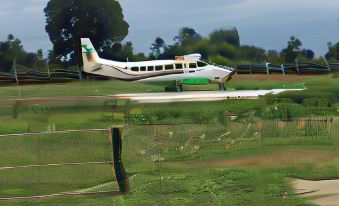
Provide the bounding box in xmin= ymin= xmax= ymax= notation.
xmin=292 ymin=178 xmax=339 ymax=206
xmin=0 ymin=96 xmax=112 ymax=107
xmin=163 ymin=149 xmax=337 ymax=169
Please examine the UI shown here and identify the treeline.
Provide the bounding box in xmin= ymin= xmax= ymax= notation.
xmin=1 ymin=28 xmax=338 ymax=73
xmin=0 ymin=35 xmax=46 ymax=72
xmin=77 ymin=26 xmax=339 ymax=67
xmin=1 ymin=0 xmax=338 ymax=73
xmin=145 ymin=27 xmax=335 ymax=67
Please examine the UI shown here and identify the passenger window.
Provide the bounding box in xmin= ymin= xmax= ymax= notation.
xmin=189 ymin=63 xmax=197 ymax=68
xmin=147 ymin=66 xmax=154 ymax=71
xmin=175 ymin=64 xmax=183 ymax=69
xmin=140 ymin=66 xmax=146 ymax=71
xmin=131 ymin=67 xmax=139 ymax=72
xmin=197 ymin=61 xmax=208 ymax=67
xmin=165 ymin=65 xmax=174 ymax=70
xmin=155 ymin=65 xmax=163 ymax=71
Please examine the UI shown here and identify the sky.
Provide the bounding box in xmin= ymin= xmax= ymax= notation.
xmin=0 ymin=0 xmax=338 ymax=57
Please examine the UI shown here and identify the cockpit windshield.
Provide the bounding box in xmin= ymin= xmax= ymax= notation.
xmin=197 ymin=61 xmax=208 ymax=67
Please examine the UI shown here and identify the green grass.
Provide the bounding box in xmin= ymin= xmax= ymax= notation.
xmin=228 ymin=81 xmax=305 ymax=90
xmin=1 ymin=168 xmax=312 ymax=206
xmin=0 ymin=80 xmax=163 ymax=99
xmin=0 ymin=75 xmax=308 ymax=99
xmin=0 ymin=130 xmax=117 ymax=199
xmin=278 ymin=75 xmax=339 ymax=103
xmin=0 ymin=75 xmax=339 ymax=205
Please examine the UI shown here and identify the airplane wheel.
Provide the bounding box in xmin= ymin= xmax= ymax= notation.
xmin=219 ymin=83 xmax=226 ymax=91
xmin=176 ymin=81 xmax=182 ymax=92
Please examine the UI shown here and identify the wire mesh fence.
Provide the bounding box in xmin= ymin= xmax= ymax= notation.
xmin=118 ymin=122 xmax=261 ymax=197
xmin=0 ymin=116 xmax=335 ymax=202
xmin=0 ymin=128 xmax=127 ymax=201
xmin=121 ymin=117 xmax=334 ymax=196
xmin=261 ymin=117 xmax=334 ymax=146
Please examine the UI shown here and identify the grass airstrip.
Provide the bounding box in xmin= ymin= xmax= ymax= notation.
xmin=0 ymin=74 xmax=338 ymax=206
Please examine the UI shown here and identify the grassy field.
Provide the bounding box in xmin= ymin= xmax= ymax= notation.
xmin=0 ymin=74 xmax=338 ymax=206
xmin=0 ymin=130 xmax=117 ymax=199
xmin=0 ymin=74 xmax=311 ymax=99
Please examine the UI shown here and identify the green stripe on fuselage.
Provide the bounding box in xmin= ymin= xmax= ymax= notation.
xmin=181 ymin=78 xmax=209 ymax=85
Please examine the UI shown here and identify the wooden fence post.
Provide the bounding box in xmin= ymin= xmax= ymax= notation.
xmin=110 ymin=126 xmax=129 ymax=194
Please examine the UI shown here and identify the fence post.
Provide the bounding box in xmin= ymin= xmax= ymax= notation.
xmin=266 ymin=62 xmax=269 ymax=75
xmin=281 ymin=65 xmax=285 ymax=76
xmin=322 ymin=56 xmax=331 ymax=71
xmin=110 ymin=126 xmax=129 ymax=194
xmin=295 ymin=59 xmax=300 ymax=75
xmin=47 ymin=61 xmax=52 ymax=81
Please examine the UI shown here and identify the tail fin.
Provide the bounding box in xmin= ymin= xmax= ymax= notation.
xmin=81 ymin=38 xmax=100 ymax=65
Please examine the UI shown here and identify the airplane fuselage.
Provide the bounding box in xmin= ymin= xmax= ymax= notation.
xmin=86 ymin=58 xmax=234 ymax=83
xmin=81 ymin=38 xmax=235 ymax=90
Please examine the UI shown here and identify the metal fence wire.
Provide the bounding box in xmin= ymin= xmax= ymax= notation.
xmin=0 ymin=128 xmax=128 ymax=201
xmin=0 ymin=118 xmax=334 ymax=201
xmin=121 ymin=122 xmax=263 ymax=195
xmin=121 ymin=119 xmax=334 ymax=195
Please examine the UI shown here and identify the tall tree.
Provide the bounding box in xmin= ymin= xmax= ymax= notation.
xmin=0 ymin=35 xmax=46 ymax=72
xmin=44 ymin=0 xmax=129 ymax=67
xmin=101 ymin=41 xmax=147 ymax=62
xmin=240 ymin=45 xmax=267 ymax=63
xmin=150 ymin=37 xmax=166 ymax=59
xmin=175 ymin=27 xmax=202 ymax=46
xmin=209 ymin=28 xmax=240 ymax=47
xmin=267 ymin=50 xmax=283 ymax=65
xmin=299 ymin=49 xmax=314 ymax=60
xmin=325 ymin=42 xmax=339 ymax=61
xmin=282 ymin=36 xmax=302 ymax=63
xmin=0 ymin=35 xmax=24 ymax=72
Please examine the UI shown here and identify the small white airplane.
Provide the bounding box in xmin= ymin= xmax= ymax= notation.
xmin=81 ymin=38 xmax=235 ymax=91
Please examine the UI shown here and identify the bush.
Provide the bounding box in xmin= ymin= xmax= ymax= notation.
xmin=303 ymin=98 xmax=331 ymax=107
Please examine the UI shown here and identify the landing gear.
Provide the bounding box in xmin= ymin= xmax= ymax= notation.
xmin=219 ymin=82 xmax=226 ymax=91
xmin=176 ymin=81 xmax=183 ymax=92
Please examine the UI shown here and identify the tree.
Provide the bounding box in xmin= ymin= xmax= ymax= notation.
xmin=158 ymin=46 xmax=185 ymax=60
xmin=0 ymin=35 xmax=24 ymax=72
xmin=25 ymin=53 xmax=37 ymax=68
xmin=157 ymin=26 xmax=240 ymax=62
xmin=299 ymin=49 xmax=314 ymax=60
xmin=267 ymin=50 xmax=283 ymax=65
xmin=282 ymin=36 xmax=302 ymax=63
xmin=44 ymin=0 xmax=129 ymax=67
xmin=37 ymin=49 xmax=44 ymax=60
xmin=150 ymin=37 xmax=166 ymax=59
xmin=240 ymin=45 xmax=267 ymax=63
xmin=209 ymin=28 xmax=240 ymax=47
xmin=101 ymin=41 xmax=147 ymax=62
xmin=325 ymin=42 xmax=339 ymax=61
xmin=0 ymin=35 xmax=46 ymax=72
xmin=176 ymin=27 xmax=202 ymax=46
